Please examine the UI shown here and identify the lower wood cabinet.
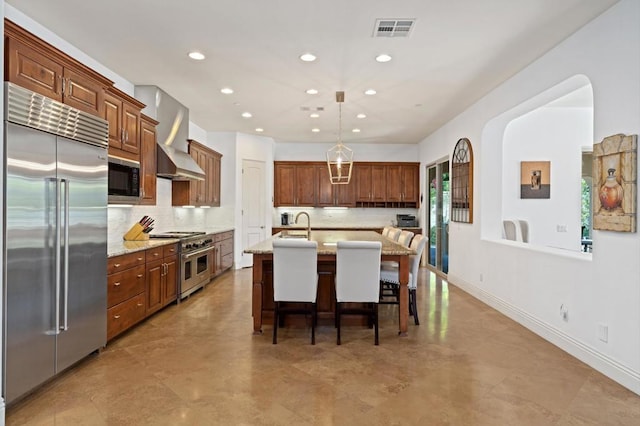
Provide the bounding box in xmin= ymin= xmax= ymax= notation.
xmin=107 ymin=243 xmax=178 ymax=341
xmin=211 ymin=230 xmax=234 ymax=278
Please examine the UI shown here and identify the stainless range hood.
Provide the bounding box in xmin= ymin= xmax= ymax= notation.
xmin=134 ymin=85 xmax=205 ymax=181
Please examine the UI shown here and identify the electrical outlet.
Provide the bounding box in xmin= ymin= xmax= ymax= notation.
xmin=560 ymin=304 xmax=569 ymax=320
xmin=556 ymin=224 xmax=568 ymax=232
xmin=598 ymin=323 xmax=608 ymax=343
xmin=479 ymin=273 xmax=483 ymax=282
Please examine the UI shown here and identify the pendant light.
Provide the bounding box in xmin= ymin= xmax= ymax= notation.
xmin=326 ymin=91 xmax=353 ymax=184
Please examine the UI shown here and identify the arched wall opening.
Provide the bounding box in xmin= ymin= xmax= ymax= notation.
xmin=480 ymin=74 xmax=593 ymax=254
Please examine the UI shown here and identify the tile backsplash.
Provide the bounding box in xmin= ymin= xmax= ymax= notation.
xmin=273 ymin=207 xmax=420 ymax=228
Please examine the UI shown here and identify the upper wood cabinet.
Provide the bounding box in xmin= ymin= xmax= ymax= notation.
xmin=4 ymin=20 xmax=111 ymax=117
xmin=172 ymin=140 xmax=222 ymax=207
xmin=103 ymin=87 xmax=144 ymax=161
xmin=273 ymin=162 xmax=318 ymax=206
xmin=355 ymin=163 xmax=387 ymax=204
xmin=275 ymin=161 xmax=419 ymax=208
xmin=139 ymin=114 xmax=159 ymax=205
xmin=317 ymin=164 xmax=356 ymax=207
xmin=386 ymin=164 xmax=419 ymax=203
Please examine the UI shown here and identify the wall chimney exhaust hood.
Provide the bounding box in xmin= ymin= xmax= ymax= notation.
xmin=134 ymin=85 xmax=205 ymax=181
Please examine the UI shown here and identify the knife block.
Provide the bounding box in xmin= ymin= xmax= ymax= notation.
xmin=123 ymin=223 xmax=149 ymax=241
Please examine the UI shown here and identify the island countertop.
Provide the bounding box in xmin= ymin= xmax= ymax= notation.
xmin=244 ymin=230 xmax=415 ymax=256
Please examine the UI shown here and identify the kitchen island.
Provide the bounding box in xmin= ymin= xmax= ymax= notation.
xmin=244 ymin=230 xmax=415 ymax=336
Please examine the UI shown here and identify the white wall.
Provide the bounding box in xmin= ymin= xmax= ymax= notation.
xmin=419 ymin=0 xmax=640 ymax=394
xmin=503 ymin=104 xmax=593 ymax=251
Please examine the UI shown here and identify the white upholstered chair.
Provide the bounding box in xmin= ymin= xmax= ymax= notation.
xmin=335 ymin=241 xmax=382 ymax=345
xmin=386 ymin=227 xmax=401 ymax=242
xmin=397 ymin=230 xmax=414 ymax=247
xmin=379 ymin=234 xmax=428 ymax=325
xmin=272 ymin=238 xmax=319 ymax=344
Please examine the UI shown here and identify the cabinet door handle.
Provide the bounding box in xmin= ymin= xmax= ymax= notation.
xmin=137 ymin=274 xmax=143 ymax=278
xmin=153 ymin=252 xmax=159 ymax=257
xmin=137 ymin=303 xmax=143 ymax=307
xmin=125 ymin=130 xmax=129 ymax=142
xmin=114 ymin=263 xmax=121 ymax=268
xmin=59 ymin=75 xmax=65 ymax=95
xmin=114 ymin=282 xmax=121 ymax=287
xmin=137 ymin=257 xmax=143 ymax=261
xmin=114 ymin=315 xmax=121 ymax=319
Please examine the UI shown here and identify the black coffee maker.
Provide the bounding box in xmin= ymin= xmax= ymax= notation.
xmin=281 ymin=212 xmax=289 ymax=225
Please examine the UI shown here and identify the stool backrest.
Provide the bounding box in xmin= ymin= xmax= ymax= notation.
xmin=273 ymin=239 xmax=318 ymax=302
xmin=336 ymin=241 xmax=382 ymax=303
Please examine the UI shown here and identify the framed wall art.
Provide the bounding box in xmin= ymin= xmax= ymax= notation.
xmin=520 ymin=161 xmax=550 ymax=199
xmin=593 ymin=133 xmax=637 ymax=233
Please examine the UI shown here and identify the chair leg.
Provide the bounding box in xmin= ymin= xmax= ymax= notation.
xmin=374 ymin=303 xmax=379 ymax=346
xmin=272 ymin=302 xmax=279 ymax=344
xmin=311 ymin=302 xmax=316 ymax=345
xmin=410 ymin=289 xmax=420 ymax=325
xmin=336 ymin=302 xmax=341 ymax=345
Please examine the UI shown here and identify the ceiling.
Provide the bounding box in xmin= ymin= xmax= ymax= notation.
xmin=7 ymin=0 xmax=617 ymax=145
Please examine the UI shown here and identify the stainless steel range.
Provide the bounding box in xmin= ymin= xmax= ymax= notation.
xmin=150 ymin=231 xmax=214 ymax=299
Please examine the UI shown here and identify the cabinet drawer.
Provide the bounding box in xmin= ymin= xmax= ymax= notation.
xmin=163 ymin=243 xmax=179 ymax=257
xmin=220 ymin=239 xmax=233 ymax=256
xmin=107 ymin=265 xmax=145 ymax=307
xmin=107 ymin=293 xmax=146 ymax=341
xmin=108 ymin=251 xmax=146 ymax=274
xmin=214 ymin=231 xmax=233 ymax=242
xmin=146 ymin=246 xmax=163 ymax=261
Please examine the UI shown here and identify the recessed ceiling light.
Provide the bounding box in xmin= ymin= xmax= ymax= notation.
xmin=310 ymin=113 xmax=320 ymax=118
xmin=306 ymin=89 xmax=319 ymax=95
xmin=364 ymin=89 xmax=377 ymax=95
xmin=242 ymin=112 xmax=252 ymax=118
xmin=220 ymin=87 xmax=234 ymax=94
xmin=311 ymin=128 xmax=320 ymax=133
xmin=300 ymin=53 xmax=317 ymax=62
xmin=255 ymin=128 xmax=264 ymax=132
xmin=375 ymin=54 xmax=392 ymax=63
xmin=357 ymin=113 xmax=367 ymax=119
xmin=352 ymin=128 xmax=361 ymax=133
xmin=188 ymin=51 xmax=205 ymax=60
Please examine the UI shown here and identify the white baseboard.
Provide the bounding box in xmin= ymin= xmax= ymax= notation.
xmin=448 ymin=273 xmax=640 ymax=396
xmin=0 ymin=396 xmax=5 ymax=426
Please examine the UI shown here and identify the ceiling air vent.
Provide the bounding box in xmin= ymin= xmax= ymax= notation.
xmin=373 ymin=19 xmax=415 ymax=38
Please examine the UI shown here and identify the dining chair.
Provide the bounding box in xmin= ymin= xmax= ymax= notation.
xmin=379 ymin=234 xmax=428 ymax=325
xmin=335 ymin=241 xmax=382 ymax=345
xmin=272 ymin=238 xmax=319 ymax=344
xmin=397 ymin=230 xmax=414 ymax=247
xmin=381 ymin=226 xmax=392 ymax=237
xmin=386 ymin=227 xmax=401 ymax=242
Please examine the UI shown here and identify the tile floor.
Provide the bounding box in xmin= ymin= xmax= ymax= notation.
xmin=6 ymin=268 xmax=640 ymax=425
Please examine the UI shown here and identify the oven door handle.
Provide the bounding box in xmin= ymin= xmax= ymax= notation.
xmin=181 ymin=246 xmax=213 ymax=259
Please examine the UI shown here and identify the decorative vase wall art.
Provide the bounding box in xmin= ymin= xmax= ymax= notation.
xmin=520 ymin=161 xmax=551 ymax=199
xmin=593 ymin=133 xmax=637 ymax=233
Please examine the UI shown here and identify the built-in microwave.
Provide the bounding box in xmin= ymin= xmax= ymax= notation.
xmin=108 ymin=156 xmax=140 ymax=204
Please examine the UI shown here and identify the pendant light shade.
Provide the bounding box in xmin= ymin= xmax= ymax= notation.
xmin=326 ymin=91 xmax=353 ymax=184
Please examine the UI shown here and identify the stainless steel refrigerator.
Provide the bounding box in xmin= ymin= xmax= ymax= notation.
xmin=3 ymin=82 xmax=109 ymax=404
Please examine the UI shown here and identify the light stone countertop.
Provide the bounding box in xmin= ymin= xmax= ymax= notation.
xmin=108 ymin=227 xmax=235 ymax=257
xmin=244 ymin=230 xmax=415 ymax=256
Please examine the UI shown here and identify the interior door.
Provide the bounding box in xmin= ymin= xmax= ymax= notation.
xmin=427 ymin=161 xmax=449 ymax=274
xmin=241 ymin=160 xmax=266 ymax=268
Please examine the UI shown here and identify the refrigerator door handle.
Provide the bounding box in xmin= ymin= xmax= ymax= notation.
xmin=61 ymin=178 xmax=70 ymax=331
xmin=55 ymin=178 xmax=62 ymax=335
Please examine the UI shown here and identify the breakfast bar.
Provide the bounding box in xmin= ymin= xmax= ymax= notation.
xmin=244 ymin=230 xmax=416 ymax=336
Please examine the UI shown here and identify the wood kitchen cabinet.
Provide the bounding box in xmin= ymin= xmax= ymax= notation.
xmin=172 ymin=140 xmax=222 ymax=207
xmin=316 ymin=164 xmax=355 ymax=207
xmin=106 ymin=251 xmax=147 ymax=341
xmin=210 ymin=230 xmax=234 ymax=278
xmin=103 ymin=86 xmax=144 ymax=161
xmin=145 ymin=244 xmax=178 ymax=316
xmin=139 ymin=114 xmax=159 ymax=205
xmin=107 ymin=243 xmax=178 ymax=342
xmin=354 ymin=163 xmax=387 ymax=204
xmin=5 ymin=20 xmax=111 ymax=117
xmin=386 ymin=163 xmax=419 ymax=204
xmin=273 ymin=162 xmax=318 ymax=207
